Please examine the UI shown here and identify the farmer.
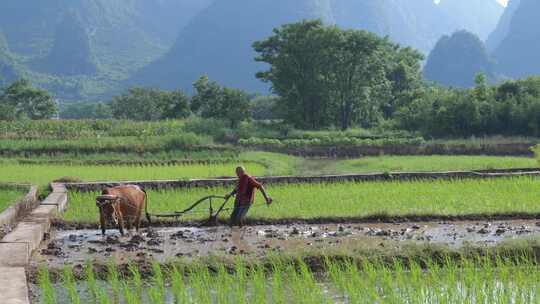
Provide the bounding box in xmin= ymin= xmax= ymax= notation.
xmin=225 ymin=166 xmax=272 ymax=227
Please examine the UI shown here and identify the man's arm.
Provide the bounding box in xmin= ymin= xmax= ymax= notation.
xmin=250 ymin=177 xmax=272 ymax=205
xmin=259 ymin=185 xmax=272 ymax=205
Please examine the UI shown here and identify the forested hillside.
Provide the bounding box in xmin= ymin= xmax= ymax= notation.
xmin=0 ymin=0 xmax=212 ymax=100
xmin=34 ymin=11 xmax=97 ymax=76
xmin=494 ymin=0 xmax=540 ymax=79
xmin=0 ymin=31 xmax=20 ymax=86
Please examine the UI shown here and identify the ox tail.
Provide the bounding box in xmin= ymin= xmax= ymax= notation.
xmin=142 ymin=187 xmax=151 ymax=224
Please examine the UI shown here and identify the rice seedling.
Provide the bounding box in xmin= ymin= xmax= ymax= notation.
xmin=84 ymin=261 xmax=98 ymax=302
xmin=38 ymin=266 xmax=56 ymax=304
xmin=36 ymin=253 xmax=540 ymax=304
xmin=107 ymin=261 xmax=121 ymax=302
xmin=149 ymin=261 xmax=166 ymax=304
xmin=66 ymin=176 xmax=540 ymax=222
xmin=61 ymin=266 xmax=80 ymax=304
xmin=170 ymin=265 xmax=188 ymax=303
xmin=128 ymin=263 xmax=143 ymax=304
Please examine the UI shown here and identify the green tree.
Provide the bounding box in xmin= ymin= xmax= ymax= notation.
xmin=110 ymin=87 xmax=190 ymax=121
xmin=0 ymin=79 xmax=57 ymax=120
xmin=383 ymin=47 xmax=425 ymax=118
xmin=254 ymin=20 xmax=331 ymax=129
xmin=191 ymin=76 xmax=250 ymax=128
xmin=324 ymin=27 xmax=392 ymax=130
xmin=250 ymin=95 xmax=280 ymax=120
xmin=254 ymin=19 xmax=423 ymax=130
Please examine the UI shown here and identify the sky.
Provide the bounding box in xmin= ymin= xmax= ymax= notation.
xmin=435 ymin=0 xmax=507 ymax=6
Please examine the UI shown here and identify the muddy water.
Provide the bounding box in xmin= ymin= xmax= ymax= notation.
xmin=32 ymin=220 xmax=540 ymax=268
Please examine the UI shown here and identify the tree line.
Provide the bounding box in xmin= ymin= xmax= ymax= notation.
xmin=3 ymin=19 xmax=540 ymax=138
xmin=59 ymin=75 xmax=254 ymax=129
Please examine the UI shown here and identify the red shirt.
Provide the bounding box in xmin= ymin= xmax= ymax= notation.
xmin=235 ymin=174 xmax=262 ymax=205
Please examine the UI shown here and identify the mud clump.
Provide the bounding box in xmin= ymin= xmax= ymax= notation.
xmin=146 ymin=229 xmax=159 ymax=239
xmin=170 ymin=230 xmax=187 ymax=240
xmin=106 ymin=235 xmax=120 ymax=245
xmin=477 ymin=228 xmax=491 ymax=234
xmin=495 ymin=228 xmax=506 ymax=235
xmin=41 ymin=241 xmax=65 ymax=257
xmin=147 ymin=239 xmax=162 ymax=246
xmin=129 ymin=235 xmax=145 ymax=244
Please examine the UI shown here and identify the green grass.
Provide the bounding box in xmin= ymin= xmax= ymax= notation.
xmin=325 ymin=155 xmax=537 ymax=174
xmin=0 ymin=162 xmax=265 ymax=188
xmin=37 ymin=254 xmax=540 ymax=304
xmin=240 ymin=152 xmax=537 ymax=176
xmin=0 ymin=188 xmax=26 ymax=213
xmin=4 ymin=152 xmax=533 ymax=188
xmin=238 ymin=151 xmax=302 ymax=176
xmin=65 ymin=176 xmax=540 ymax=222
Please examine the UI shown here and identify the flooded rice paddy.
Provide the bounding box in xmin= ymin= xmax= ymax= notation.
xmin=33 ymin=219 xmax=540 ymax=268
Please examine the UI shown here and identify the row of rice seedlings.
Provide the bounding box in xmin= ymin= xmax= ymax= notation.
xmin=0 ymin=162 xmax=264 ymax=188
xmin=66 ymin=176 xmax=540 ymax=223
xmin=38 ymin=254 xmax=540 ymax=303
xmin=325 ymin=254 xmax=540 ymax=303
xmin=332 ymin=155 xmax=536 ymax=174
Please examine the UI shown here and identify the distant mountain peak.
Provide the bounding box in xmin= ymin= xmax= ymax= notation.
xmin=494 ymin=0 xmax=540 ymax=78
xmin=424 ymin=30 xmax=496 ymax=87
xmin=486 ymin=0 xmax=521 ymax=51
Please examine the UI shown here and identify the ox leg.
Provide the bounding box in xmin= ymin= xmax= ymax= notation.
xmin=99 ymin=209 xmax=107 ymax=236
xmin=126 ymin=218 xmax=132 ymax=231
xmin=113 ymin=205 xmax=125 ymax=236
xmin=117 ymin=214 xmax=125 ymax=236
xmin=134 ymin=213 xmax=142 ymax=234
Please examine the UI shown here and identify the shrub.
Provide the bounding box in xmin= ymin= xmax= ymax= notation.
xmin=164 ymin=133 xmax=211 ymax=150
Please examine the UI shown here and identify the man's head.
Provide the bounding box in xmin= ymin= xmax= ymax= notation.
xmin=235 ymin=166 xmax=246 ymax=177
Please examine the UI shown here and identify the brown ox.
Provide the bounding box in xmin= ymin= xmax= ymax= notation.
xmin=95 ymin=185 xmax=147 ymax=236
